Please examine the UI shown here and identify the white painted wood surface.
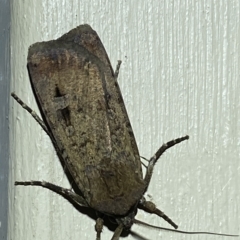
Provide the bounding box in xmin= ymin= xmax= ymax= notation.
xmin=10 ymin=1 xmax=239 ymax=239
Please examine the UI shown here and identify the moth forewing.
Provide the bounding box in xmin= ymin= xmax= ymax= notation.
xmin=27 ymin=26 xmax=145 ymax=216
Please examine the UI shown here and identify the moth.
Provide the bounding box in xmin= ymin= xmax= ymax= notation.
xmin=12 ymin=24 xmax=238 ymax=240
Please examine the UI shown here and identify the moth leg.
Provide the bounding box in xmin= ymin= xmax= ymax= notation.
xmin=11 ymin=93 xmax=63 ymax=159
xmin=138 ymin=196 xmax=178 ymax=229
xmin=114 ymin=60 xmax=122 ymax=79
xmin=95 ymin=218 xmax=104 ymax=240
xmin=140 ymin=156 xmax=149 ymax=168
xmin=111 ymin=224 xmax=123 ymax=240
xmin=11 ymin=93 xmax=50 ymax=135
xmin=144 ymin=135 xmax=189 ymax=190
xmin=15 ymin=181 xmax=88 ymax=207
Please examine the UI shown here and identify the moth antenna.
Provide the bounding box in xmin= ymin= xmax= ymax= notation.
xmin=133 ymin=219 xmax=239 ymax=237
xmin=114 ymin=60 xmax=122 ymax=78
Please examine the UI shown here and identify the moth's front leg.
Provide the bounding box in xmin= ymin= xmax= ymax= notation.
xmin=15 ymin=181 xmax=88 ymax=207
xmin=95 ymin=218 xmax=104 ymax=240
xmin=138 ymin=196 xmax=178 ymax=229
xmin=111 ymin=224 xmax=123 ymax=240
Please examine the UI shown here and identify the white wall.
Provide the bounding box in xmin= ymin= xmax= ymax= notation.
xmin=10 ymin=1 xmax=240 ymax=240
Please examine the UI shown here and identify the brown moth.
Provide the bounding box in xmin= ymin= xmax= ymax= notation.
xmin=12 ymin=24 xmax=238 ymax=240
